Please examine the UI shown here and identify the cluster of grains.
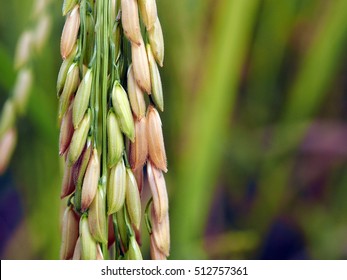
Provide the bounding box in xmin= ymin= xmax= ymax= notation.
xmin=59 ymin=0 xmax=169 ymax=260
xmin=0 ymin=0 xmax=51 ymax=174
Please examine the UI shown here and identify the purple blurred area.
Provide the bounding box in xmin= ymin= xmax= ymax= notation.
xmin=0 ymin=172 xmax=23 ymax=258
xmin=204 ymin=121 xmax=347 ymax=259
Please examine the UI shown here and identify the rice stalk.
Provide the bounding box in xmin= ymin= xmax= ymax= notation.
xmin=57 ymin=0 xmax=169 ymax=260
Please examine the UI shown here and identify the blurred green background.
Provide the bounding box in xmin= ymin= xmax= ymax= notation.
xmin=2 ymin=0 xmax=347 ymax=259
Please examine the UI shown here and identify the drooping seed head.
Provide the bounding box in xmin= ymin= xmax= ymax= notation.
xmin=33 ymin=0 xmax=48 ymax=19
xmin=73 ymin=68 xmax=93 ymax=129
xmin=59 ymin=102 xmax=74 ymax=156
xmin=128 ymin=235 xmax=143 ymax=260
xmin=150 ymin=234 xmax=166 ymax=260
xmin=147 ymin=161 xmax=168 ymax=223
xmin=125 ymin=168 xmax=142 ymax=230
xmin=147 ymin=106 xmax=167 ymax=172
xmin=0 ymin=128 xmax=17 ymax=175
xmin=68 ymin=109 xmax=91 ymax=165
xmin=88 ymin=186 xmax=107 ymax=243
xmin=80 ymin=215 xmax=97 ymax=260
xmin=151 ymin=206 xmax=170 ymax=257
xmin=131 ymin=39 xmax=151 ymax=93
xmin=59 ymin=63 xmax=79 ymax=120
xmin=81 ymin=148 xmax=100 ymax=211
xmin=14 ymin=31 xmax=33 ymax=70
xmin=34 ymin=14 xmax=51 ymax=52
xmin=121 ymin=0 xmax=142 ymax=45
xmin=0 ymin=100 xmax=16 ymax=139
xmin=62 ymin=0 xmax=78 ymax=16
xmin=130 ymin=117 xmax=148 ymax=170
xmin=111 ymin=81 xmax=135 ymax=141
xmin=147 ymin=44 xmax=164 ymax=111
xmin=148 ymin=18 xmax=164 ymax=67
xmin=61 ymin=5 xmax=80 ymax=59
xmin=107 ymin=110 xmax=124 ymax=167
xmin=60 ymin=206 xmax=79 ymax=260
xmin=127 ymin=64 xmax=146 ymax=119
xmin=138 ymin=0 xmax=157 ymax=30
xmin=60 ymin=157 xmax=75 ymax=198
xmin=107 ymin=158 xmax=126 ymax=215
xmin=12 ymin=68 xmax=33 ymax=115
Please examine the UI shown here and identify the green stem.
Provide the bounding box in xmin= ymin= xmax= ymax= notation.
xmin=80 ymin=0 xmax=87 ymax=70
xmin=110 ymin=43 xmax=116 ymax=85
xmin=171 ymin=0 xmax=260 ymax=259
xmin=94 ymin=0 xmax=101 ymax=149
xmin=101 ymin=0 xmax=110 ymax=259
xmin=250 ymin=0 xmax=347 ymax=234
xmin=101 ymin=0 xmax=109 ymax=180
xmin=94 ymin=0 xmax=109 ymax=259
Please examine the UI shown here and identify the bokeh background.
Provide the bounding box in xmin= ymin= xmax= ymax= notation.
xmin=2 ymin=0 xmax=347 ymax=259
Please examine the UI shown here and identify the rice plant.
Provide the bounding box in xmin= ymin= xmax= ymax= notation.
xmin=57 ymin=0 xmax=169 ymax=259
xmin=2 ymin=0 xmax=347 ymax=260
